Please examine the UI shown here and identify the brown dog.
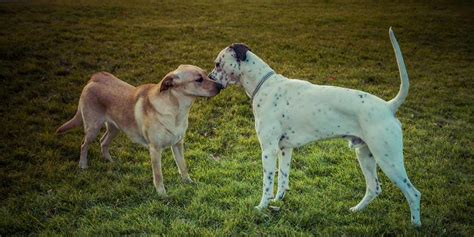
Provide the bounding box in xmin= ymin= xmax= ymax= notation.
xmin=57 ymin=65 xmax=221 ymax=195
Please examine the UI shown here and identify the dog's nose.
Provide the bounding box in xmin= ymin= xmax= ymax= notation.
xmin=216 ymin=83 xmax=223 ymax=91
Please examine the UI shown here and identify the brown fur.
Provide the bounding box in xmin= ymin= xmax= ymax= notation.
xmin=57 ymin=65 xmax=220 ymax=195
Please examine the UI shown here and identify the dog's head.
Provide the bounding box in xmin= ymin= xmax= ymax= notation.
xmin=159 ymin=64 xmax=222 ymax=97
xmin=209 ymin=43 xmax=251 ymax=88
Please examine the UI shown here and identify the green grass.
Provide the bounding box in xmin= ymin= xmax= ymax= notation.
xmin=1 ymin=0 xmax=473 ymax=235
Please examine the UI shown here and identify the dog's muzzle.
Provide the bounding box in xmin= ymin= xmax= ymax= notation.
xmin=209 ymin=74 xmax=224 ymax=90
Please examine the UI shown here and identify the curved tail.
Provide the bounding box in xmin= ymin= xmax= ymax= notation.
xmin=56 ymin=109 xmax=82 ymax=134
xmin=387 ymin=27 xmax=410 ymax=114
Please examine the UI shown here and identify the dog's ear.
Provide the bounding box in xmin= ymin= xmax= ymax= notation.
xmin=159 ymin=73 xmax=177 ymax=92
xmin=230 ymin=43 xmax=251 ymax=62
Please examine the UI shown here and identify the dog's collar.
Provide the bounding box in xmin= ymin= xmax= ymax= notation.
xmin=251 ymin=71 xmax=275 ymax=103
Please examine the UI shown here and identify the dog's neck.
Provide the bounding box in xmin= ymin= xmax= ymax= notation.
xmin=151 ymin=87 xmax=195 ymax=123
xmin=238 ymin=53 xmax=275 ymax=99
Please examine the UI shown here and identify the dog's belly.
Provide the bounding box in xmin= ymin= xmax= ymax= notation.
xmin=123 ymin=129 xmax=149 ymax=146
xmin=105 ymin=116 xmax=148 ymax=146
xmin=277 ymin=111 xmax=362 ymax=148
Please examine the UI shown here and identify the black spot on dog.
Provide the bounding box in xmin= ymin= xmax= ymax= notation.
xmin=403 ymin=178 xmax=407 ymax=183
xmin=264 ymin=155 xmax=268 ymax=159
xmin=282 ymin=114 xmax=285 ymax=118
xmin=369 ymin=153 xmax=373 ymax=157
xmin=282 ymin=152 xmax=285 ymax=156
xmin=229 ymin=43 xmax=251 ymax=62
xmin=257 ymin=104 xmax=260 ymax=107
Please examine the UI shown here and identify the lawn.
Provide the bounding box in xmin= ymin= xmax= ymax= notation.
xmin=0 ymin=0 xmax=473 ymax=235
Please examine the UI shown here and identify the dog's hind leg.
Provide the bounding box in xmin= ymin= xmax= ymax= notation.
xmin=79 ymin=118 xmax=103 ymax=169
xmin=274 ymin=147 xmax=293 ymax=201
xmin=79 ymin=103 xmax=105 ymax=169
xmin=350 ymin=144 xmax=381 ymax=212
xmin=100 ymin=122 xmax=119 ymax=162
xmin=365 ymin=124 xmax=421 ymax=226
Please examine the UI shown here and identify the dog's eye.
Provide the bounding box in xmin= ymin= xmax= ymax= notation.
xmin=196 ymin=76 xmax=204 ymax=83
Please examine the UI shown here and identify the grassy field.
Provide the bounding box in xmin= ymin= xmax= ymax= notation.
xmin=1 ymin=0 xmax=473 ymax=235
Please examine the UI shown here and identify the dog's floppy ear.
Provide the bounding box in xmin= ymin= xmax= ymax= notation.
xmin=159 ymin=73 xmax=178 ymax=92
xmin=230 ymin=43 xmax=251 ymax=62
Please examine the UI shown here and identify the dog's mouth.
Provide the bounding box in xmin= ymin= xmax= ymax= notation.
xmin=208 ymin=74 xmax=225 ymax=88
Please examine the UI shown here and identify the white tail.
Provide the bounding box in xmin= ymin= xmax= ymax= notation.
xmin=387 ymin=27 xmax=410 ymax=113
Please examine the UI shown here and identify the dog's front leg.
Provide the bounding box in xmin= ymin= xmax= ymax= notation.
xmin=255 ymin=144 xmax=279 ymax=211
xmin=171 ymin=139 xmax=193 ymax=183
xmin=274 ymin=147 xmax=293 ymax=201
xmin=149 ymin=145 xmax=167 ymax=196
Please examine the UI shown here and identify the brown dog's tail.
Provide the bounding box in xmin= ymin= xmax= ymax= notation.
xmin=387 ymin=27 xmax=410 ymax=114
xmin=56 ymin=109 xmax=82 ymax=134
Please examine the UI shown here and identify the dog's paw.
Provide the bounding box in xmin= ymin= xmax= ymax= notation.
xmin=411 ymin=216 xmax=422 ymax=227
xmin=182 ymin=177 xmax=194 ymax=184
xmin=79 ymin=161 xmax=88 ymax=169
xmin=105 ymin=157 xmax=114 ymax=162
xmin=412 ymin=219 xmax=422 ymax=227
xmin=349 ymin=206 xmax=363 ymax=212
xmin=268 ymin=205 xmax=281 ymax=212
xmin=155 ymin=187 xmax=167 ymax=197
xmin=254 ymin=205 xmax=265 ymax=212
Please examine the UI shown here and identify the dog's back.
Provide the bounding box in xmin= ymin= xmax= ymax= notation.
xmin=57 ymin=72 xmax=137 ymax=134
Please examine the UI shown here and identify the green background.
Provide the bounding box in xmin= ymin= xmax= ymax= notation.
xmin=0 ymin=0 xmax=472 ymax=235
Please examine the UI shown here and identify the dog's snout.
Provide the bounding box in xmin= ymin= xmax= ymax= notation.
xmin=208 ymin=73 xmax=216 ymax=81
xmin=216 ymin=83 xmax=223 ymax=91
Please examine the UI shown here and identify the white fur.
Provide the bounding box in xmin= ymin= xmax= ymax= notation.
xmin=209 ymin=28 xmax=421 ymax=226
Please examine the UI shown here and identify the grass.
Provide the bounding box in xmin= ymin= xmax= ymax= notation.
xmin=0 ymin=0 xmax=473 ymax=235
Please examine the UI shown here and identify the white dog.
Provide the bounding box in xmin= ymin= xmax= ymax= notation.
xmin=209 ymin=28 xmax=421 ymax=226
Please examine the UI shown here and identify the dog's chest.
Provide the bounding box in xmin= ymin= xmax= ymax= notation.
xmin=148 ymin=119 xmax=188 ymax=147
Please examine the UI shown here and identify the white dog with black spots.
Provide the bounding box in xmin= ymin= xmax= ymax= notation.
xmin=209 ymin=28 xmax=421 ymax=226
